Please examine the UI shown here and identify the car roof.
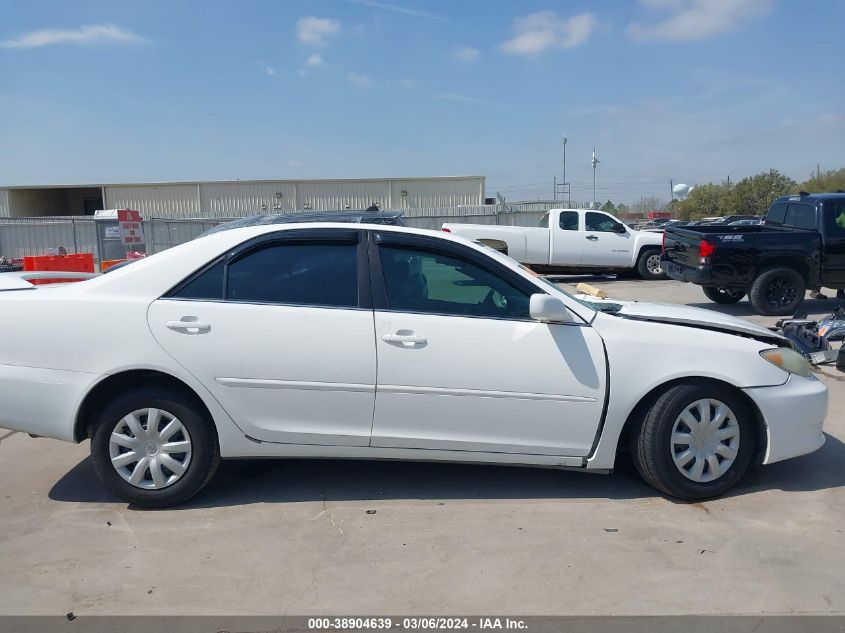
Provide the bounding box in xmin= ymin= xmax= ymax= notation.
xmin=202 ymin=210 xmax=405 ymax=235
xmin=775 ymin=192 xmax=845 ymax=204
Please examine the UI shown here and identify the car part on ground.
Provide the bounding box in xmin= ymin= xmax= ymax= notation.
xmin=770 ymin=306 xmax=845 ymax=366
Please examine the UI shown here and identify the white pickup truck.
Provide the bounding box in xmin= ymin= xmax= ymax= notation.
xmin=442 ymin=208 xmax=666 ymax=279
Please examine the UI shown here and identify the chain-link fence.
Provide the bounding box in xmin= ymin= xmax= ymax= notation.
xmin=0 ymin=207 xmax=548 ymax=265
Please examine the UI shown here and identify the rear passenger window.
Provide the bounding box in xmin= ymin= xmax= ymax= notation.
xmin=559 ymin=211 xmax=579 ymax=231
xmin=766 ymin=202 xmax=787 ymax=225
xmin=783 ymin=204 xmax=816 ymax=230
xmin=226 ymin=242 xmax=358 ymax=307
xmin=823 ymin=201 xmax=845 ymax=238
xmin=171 ymin=260 xmax=224 ymax=300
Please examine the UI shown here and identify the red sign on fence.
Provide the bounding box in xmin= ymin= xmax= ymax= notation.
xmin=117 ymin=209 xmax=145 ymax=246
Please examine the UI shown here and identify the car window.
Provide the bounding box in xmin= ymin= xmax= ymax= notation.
xmin=171 ymin=259 xmax=225 ymax=299
xmin=559 ymin=211 xmax=579 ymax=231
xmin=766 ymin=202 xmax=787 ymax=225
xmin=823 ymin=200 xmax=845 ymax=239
xmin=538 ymin=213 xmax=550 ymax=228
xmin=227 ymin=242 xmax=358 ymax=307
xmin=585 ymin=212 xmax=618 ymax=232
xmin=379 ymin=246 xmax=531 ymax=319
xmin=783 ymin=203 xmax=816 ymax=230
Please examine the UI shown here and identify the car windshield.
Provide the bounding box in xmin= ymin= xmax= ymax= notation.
xmin=514 ymin=263 xmax=621 ymax=313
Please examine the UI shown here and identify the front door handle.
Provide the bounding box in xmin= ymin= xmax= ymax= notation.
xmin=166 ymin=319 xmax=211 ymax=334
xmin=381 ymin=332 xmax=427 ymax=345
xmin=585 ymin=235 xmax=599 ymax=241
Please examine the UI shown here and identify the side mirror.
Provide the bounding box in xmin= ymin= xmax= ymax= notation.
xmin=613 ymin=222 xmax=627 ymax=234
xmin=529 ymin=294 xmax=573 ymax=323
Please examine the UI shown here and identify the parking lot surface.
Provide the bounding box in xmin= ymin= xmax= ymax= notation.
xmin=1 ymin=278 xmax=843 ymax=616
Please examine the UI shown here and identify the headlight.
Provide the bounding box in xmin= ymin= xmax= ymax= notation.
xmin=760 ymin=348 xmax=812 ymax=378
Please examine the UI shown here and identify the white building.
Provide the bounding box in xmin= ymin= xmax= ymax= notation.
xmin=0 ymin=176 xmax=486 ymax=219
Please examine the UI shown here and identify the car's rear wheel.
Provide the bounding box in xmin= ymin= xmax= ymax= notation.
xmin=636 ymin=249 xmax=667 ymax=280
xmin=90 ymin=385 xmax=220 ymax=508
xmin=702 ymin=286 xmax=745 ymax=304
xmin=748 ymin=267 xmax=806 ymax=316
xmin=632 ymin=383 xmax=755 ymax=500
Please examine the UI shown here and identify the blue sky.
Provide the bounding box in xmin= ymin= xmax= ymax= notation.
xmin=1 ymin=0 xmax=843 ymax=203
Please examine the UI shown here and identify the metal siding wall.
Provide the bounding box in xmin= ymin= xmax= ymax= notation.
xmin=0 ymin=189 xmax=9 ymax=217
xmin=200 ymin=182 xmax=296 ymax=217
xmin=391 ymin=178 xmax=484 ymax=208
xmin=7 ymin=189 xmax=71 ymax=217
xmin=104 ymin=184 xmax=200 ymax=218
xmin=295 ymin=180 xmax=391 ymax=212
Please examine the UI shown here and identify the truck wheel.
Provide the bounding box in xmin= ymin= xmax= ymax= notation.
xmin=702 ymin=286 xmax=745 ymax=304
xmin=636 ymin=249 xmax=667 ymax=280
xmin=631 ymin=383 xmax=755 ymax=500
xmin=748 ymin=267 xmax=806 ymax=316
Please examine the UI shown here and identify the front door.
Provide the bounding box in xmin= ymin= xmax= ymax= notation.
xmin=148 ymin=229 xmax=376 ymax=446
xmin=581 ymin=211 xmax=633 ymax=267
xmin=821 ymin=200 xmax=845 ymax=286
xmin=369 ymin=233 xmax=607 ymax=457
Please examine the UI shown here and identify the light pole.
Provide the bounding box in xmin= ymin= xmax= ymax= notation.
xmin=562 ymin=135 xmax=567 ymax=207
xmin=591 ymin=147 xmax=600 ymax=208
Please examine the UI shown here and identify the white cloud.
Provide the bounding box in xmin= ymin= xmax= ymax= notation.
xmin=296 ymin=16 xmax=341 ymax=46
xmin=349 ymin=0 xmax=446 ymax=22
xmin=501 ymin=11 xmax=596 ymax=55
xmin=453 ymin=46 xmax=480 ymax=63
xmin=264 ymin=66 xmax=276 ymax=76
xmin=400 ymin=78 xmax=416 ymax=88
xmin=0 ymin=23 xmax=148 ymax=49
xmin=306 ymin=53 xmax=323 ymax=67
xmin=348 ymin=72 xmax=373 ymax=88
xmin=436 ymin=93 xmax=486 ymax=104
xmin=627 ymin=0 xmax=773 ymax=42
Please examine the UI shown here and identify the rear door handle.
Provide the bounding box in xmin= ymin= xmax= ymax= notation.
xmin=381 ymin=332 xmax=427 ymax=345
xmin=586 ymin=235 xmax=599 ymax=241
xmin=166 ymin=319 xmax=211 ymax=334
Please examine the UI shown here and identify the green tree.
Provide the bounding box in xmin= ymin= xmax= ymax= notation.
xmin=616 ymin=202 xmax=630 ymax=214
xmin=674 ymin=183 xmax=730 ymax=220
xmin=600 ymin=199 xmax=616 ymax=212
xmin=722 ymin=169 xmax=796 ymax=215
xmin=797 ymin=168 xmax=845 ymax=193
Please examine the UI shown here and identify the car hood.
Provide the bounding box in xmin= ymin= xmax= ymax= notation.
xmin=596 ymin=299 xmax=787 ymax=345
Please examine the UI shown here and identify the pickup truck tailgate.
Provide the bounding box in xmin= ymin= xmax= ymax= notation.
xmin=663 ymin=228 xmax=701 ymax=269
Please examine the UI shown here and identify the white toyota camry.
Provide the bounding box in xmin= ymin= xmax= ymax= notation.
xmin=0 ymin=222 xmax=827 ymax=507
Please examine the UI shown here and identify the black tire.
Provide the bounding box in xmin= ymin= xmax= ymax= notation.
xmin=90 ymin=384 xmax=220 ymax=508
xmin=747 ymin=267 xmax=806 ymax=316
xmin=636 ymin=249 xmax=668 ymax=280
xmin=631 ymin=383 xmax=756 ymax=500
xmin=702 ymin=286 xmax=745 ymax=304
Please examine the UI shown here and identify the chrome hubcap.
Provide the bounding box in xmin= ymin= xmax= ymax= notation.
xmin=108 ymin=408 xmax=192 ymax=490
xmin=670 ymin=399 xmax=740 ymax=483
xmin=646 ymin=254 xmax=663 ymax=275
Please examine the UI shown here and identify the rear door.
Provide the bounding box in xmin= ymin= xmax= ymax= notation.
xmin=821 ymin=200 xmax=845 ymax=285
xmin=581 ymin=211 xmax=633 ymax=266
xmin=549 ymin=210 xmax=584 ymax=265
xmin=368 ymin=231 xmax=607 ymax=457
xmin=147 ymin=228 xmax=377 ymax=446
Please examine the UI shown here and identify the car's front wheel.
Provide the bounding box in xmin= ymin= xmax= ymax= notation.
xmin=636 ymin=249 xmax=667 ymax=280
xmin=632 ymin=383 xmax=755 ymax=500
xmin=90 ymin=385 xmax=220 ymax=508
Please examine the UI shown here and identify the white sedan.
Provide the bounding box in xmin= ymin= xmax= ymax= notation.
xmin=0 ymin=223 xmax=827 ymax=507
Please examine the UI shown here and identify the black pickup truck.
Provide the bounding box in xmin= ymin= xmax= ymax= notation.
xmin=662 ymin=192 xmax=845 ymax=315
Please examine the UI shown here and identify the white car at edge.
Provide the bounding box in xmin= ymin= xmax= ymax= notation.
xmin=0 ymin=222 xmax=827 ymax=507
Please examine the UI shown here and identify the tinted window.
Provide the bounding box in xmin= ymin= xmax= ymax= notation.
xmin=585 ymin=212 xmax=618 ymax=232
xmin=766 ymin=202 xmax=787 ymax=224
xmin=783 ymin=203 xmax=816 ymax=230
xmin=379 ymin=246 xmax=531 ymax=319
xmin=559 ymin=211 xmax=579 ymax=231
xmin=171 ymin=260 xmax=224 ymax=299
xmin=227 ymin=242 xmax=358 ymax=307
xmin=823 ymin=200 xmax=845 ymax=238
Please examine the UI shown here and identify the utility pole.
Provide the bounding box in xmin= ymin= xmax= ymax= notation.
xmin=553 ymin=176 xmax=557 ymax=201
xmin=670 ymin=179 xmax=674 ymax=204
xmin=562 ymin=135 xmax=567 ymax=207
xmin=591 ymin=147 xmax=600 ymax=208
xmin=817 ymin=163 xmax=821 ymax=179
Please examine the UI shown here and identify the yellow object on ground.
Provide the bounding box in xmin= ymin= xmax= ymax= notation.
xmin=576 ymin=282 xmax=608 ymax=299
